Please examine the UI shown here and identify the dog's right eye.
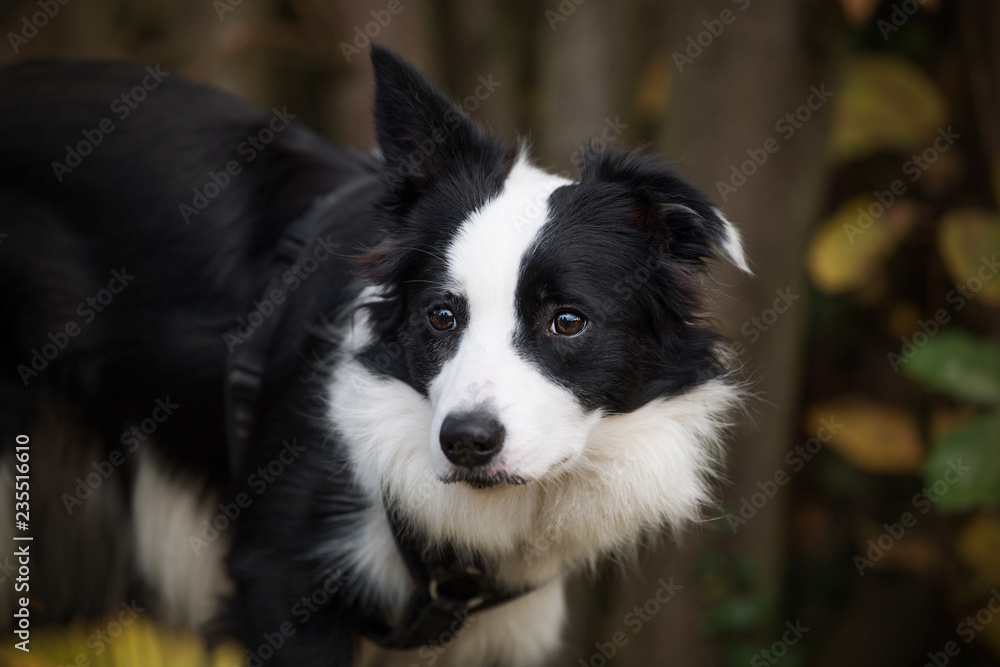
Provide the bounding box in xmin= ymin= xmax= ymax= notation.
xmin=428 ymin=308 xmax=457 ymax=332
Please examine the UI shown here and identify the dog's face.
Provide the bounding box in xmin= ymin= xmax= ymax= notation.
xmin=349 ymin=47 xmax=747 ymax=527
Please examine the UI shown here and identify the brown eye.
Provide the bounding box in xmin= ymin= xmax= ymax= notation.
xmin=428 ymin=308 xmax=457 ymax=332
xmin=551 ymin=311 xmax=586 ymax=336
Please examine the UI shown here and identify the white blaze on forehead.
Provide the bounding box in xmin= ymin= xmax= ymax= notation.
xmin=443 ymin=156 xmax=572 ymax=335
xmin=428 ymin=156 xmax=585 ymax=479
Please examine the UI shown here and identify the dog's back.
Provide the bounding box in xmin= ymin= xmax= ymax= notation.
xmin=0 ymin=61 xmax=379 ymax=478
xmin=0 ymin=61 xmax=382 ymax=637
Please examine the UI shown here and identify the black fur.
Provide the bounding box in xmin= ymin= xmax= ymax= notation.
xmin=0 ymin=45 xmax=739 ymax=665
xmin=514 ymin=151 xmax=731 ymax=413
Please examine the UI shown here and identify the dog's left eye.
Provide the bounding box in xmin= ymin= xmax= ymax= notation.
xmin=551 ymin=311 xmax=586 ymax=337
xmin=428 ymin=307 xmax=457 ymax=332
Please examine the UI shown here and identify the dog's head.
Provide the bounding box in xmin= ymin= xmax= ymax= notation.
xmin=341 ymin=46 xmax=748 ymax=552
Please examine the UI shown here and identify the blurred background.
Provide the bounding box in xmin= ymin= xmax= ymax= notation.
xmin=1 ymin=0 xmax=999 ymax=665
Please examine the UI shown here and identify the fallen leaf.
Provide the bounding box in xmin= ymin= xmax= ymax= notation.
xmin=807 ymin=398 xmax=924 ymax=473
xmin=830 ymin=55 xmax=948 ymax=163
xmin=938 ymin=208 xmax=1000 ymax=306
xmin=0 ymin=618 xmax=244 ymax=666
xmin=807 ymin=196 xmax=918 ymax=293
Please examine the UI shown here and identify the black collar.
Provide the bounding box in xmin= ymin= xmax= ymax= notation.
xmin=358 ymin=504 xmax=526 ymax=649
xmin=222 ymin=182 xmax=530 ymax=649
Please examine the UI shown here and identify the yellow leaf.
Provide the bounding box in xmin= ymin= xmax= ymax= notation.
xmin=807 ymin=398 xmax=924 ymax=473
xmin=0 ymin=618 xmax=245 ymax=666
xmin=938 ymin=208 xmax=1000 ymax=306
xmin=807 ymin=196 xmax=918 ymax=293
xmin=0 ymin=652 xmax=53 ymax=667
xmin=958 ymin=513 xmax=1000 ymax=588
xmin=211 ymin=641 xmax=247 ymax=667
xmin=830 ymin=55 xmax=948 ymax=163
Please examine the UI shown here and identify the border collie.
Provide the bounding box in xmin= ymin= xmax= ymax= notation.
xmin=0 ymin=46 xmax=749 ymax=665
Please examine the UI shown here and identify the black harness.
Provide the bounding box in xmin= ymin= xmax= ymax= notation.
xmin=223 ymin=182 xmax=525 ymax=649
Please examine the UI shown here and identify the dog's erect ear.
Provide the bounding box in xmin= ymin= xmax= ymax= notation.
xmin=370 ymin=45 xmax=505 ymax=190
xmin=581 ymin=150 xmax=751 ymax=274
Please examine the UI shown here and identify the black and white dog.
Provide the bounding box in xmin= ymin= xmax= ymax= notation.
xmin=0 ymin=46 xmax=749 ymax=665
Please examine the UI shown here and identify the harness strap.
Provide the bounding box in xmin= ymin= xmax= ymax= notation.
xmin=223 ymin=176 xmax=370 ymax=480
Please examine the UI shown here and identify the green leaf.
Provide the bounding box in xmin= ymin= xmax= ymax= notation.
xmin=903 ymin=331 xmax=1000 ymax=405
xmin=924 ymin=413 xmax=1000 ymax=512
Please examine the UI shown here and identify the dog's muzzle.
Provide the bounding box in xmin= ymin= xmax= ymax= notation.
xmin=439 ymin=410 xmax=505 ymax=469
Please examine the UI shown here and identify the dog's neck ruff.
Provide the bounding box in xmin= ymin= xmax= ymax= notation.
xmin=222 ymin=177 xmax=530 ymax=650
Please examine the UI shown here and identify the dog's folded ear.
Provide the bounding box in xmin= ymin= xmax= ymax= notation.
xmin=370 ymin=45 xmax=509 ymax=207
xmin=580 ymin=149 xmax=751 ymax=274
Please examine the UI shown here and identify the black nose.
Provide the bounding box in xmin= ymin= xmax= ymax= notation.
xmin=439 ymin=412 xmax=505 ymax=468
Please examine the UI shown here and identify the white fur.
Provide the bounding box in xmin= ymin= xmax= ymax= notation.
xmin=326 ymin=155 xmax=745 ymax=666
xmin=357 ymin=577 xmax=566 ymax=667
xmin=336 ymin=502 xmax=412 ymax=614
xmin=331 ymin=344 xmax=738 ymax=567
xmin=330 ymin=336 xmax=739 ymax=664
xmin=428 ymin=157 xmax=593 ymax=484
xmin=712 ymin=207 xmax=752 ymax=274
xmin=132 ymin=449 xmax=233 ymax=628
